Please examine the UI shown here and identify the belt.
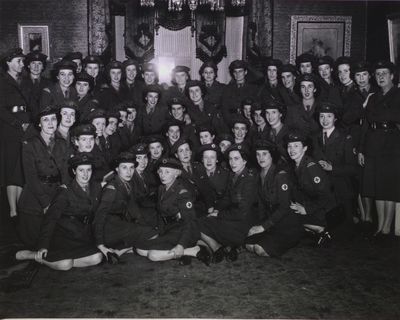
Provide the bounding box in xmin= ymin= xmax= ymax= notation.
xmin=162 ymin=214 xmax=181 ymax=225
xmin=369 ymin=121 xmax=398 ymax=130
xmin=64 ymin=215 xmax=91 ymax=225
xmin=8 ymin=105 xmax=27 ymax=113
xmin=38 ymin=174 xmax=61 ymax=184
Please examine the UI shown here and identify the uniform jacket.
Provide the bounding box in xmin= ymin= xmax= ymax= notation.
xmin=40 ymin=83 xmax=78 ymax=108
xmin=20 ymin=76 xmax=52 ymax=119
xmin=37 ymin=180 xmax=102 ymax=249
xmin=97 ymin=85 xmax=126 ymax=111
xmin=203 ymin=80 xmax=225 ymax=106
xmin=286 ymin=100 xmax=320 ymax=137
xmin=18 ymin=134 xmax=70 ymax=215
xmin=137 ymin=103 xmax=169 ymax=136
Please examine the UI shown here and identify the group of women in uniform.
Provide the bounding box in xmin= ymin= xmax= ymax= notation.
xmin=0 ymin=46 xmax=399 ymax=271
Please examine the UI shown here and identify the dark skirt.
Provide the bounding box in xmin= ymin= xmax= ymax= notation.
xmin=199 ymin=216 xmax=251 ymax=247
xmin=0 ymin=139 xmax=24 ymax=186
xmin=44 ymin=217 xmax=98 ymax=262
xmin=362 ymin=155 xmax=400 ymax=201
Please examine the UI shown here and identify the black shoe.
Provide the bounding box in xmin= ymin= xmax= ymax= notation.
xmin=178 ymin=256 xmax=192 ymax=266
xmin=196 ymin=246 xmax=211 ymax=266
xmin=317 ymin=231 xmax=332 ymax=247
xmin=106 ymin=252 xmax=120 ymax=265
xmin=212 ymin=247 xmax=225 ymax=264
xmin=226 ymin=247 xmax=238 ymax=262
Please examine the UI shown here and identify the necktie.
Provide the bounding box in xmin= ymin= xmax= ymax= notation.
xmin=33 ymin=78 xmax=39 ymax=85
xmin=48 ymin=136 xmax=55 ymax=152
xmin=270 ymin=129 xmax=277 ymax=142
xmin=64 ymin=89 xmax=70 ymax=99
xmin=232 ymin=174 xmax=239 ymax=185
xmin=16 ymin=75 xmax=22 ymax=85
xmin=323 ymin=132 xmax=328 ymax=149
xmin=361 ymin=89 xmax=368 ymax=99
xmin=306 ymin=105 xmax=311 ymax=112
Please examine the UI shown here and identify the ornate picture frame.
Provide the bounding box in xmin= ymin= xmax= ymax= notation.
xmin=289 ymin=15 xmax=352 ymax=64
xmin=387 ymin=14 xmax=400 ymax=65
xmin=18 ymin=24 xmax=50 ymax=58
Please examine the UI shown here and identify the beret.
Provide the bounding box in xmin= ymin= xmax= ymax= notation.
xmin=59 ymin=100 xmax=78 ymax=111
xmin=157 ymin=157 xmax=183 ymax=170
xmin=145 ymin=134 xmax=165 ymax=146
xmin=263 ymin=100 xmax=286 ymax=113
xmin=68 ymin=152 xmax=94 ymax=168
xmin=297 ymin=73 xmax=319 ymax=84
xmin=164 ymin=118 xmax=184 ymax=133
xmin=106 ymin=60 xmax=123 ymax=72
xmin=72 ymin=124 xmax=96 ymax=137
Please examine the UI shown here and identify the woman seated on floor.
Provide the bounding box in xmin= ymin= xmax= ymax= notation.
xmin=245 ymin=140 xmax=303 ymax=257
xmin=286 ymin=131 xmax=337 ymax=246
xmin=15 ymin=153 xmax=103 ymax=270
xmin=136 ymin=158 xmax=211 ymax=266
xmin=198 ymin=144 xmax=258 ymax=262
xmin=92 ymin=152 xmax=158 ymax=263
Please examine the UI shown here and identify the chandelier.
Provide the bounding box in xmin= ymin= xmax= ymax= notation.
xmin=140 ymin=0 xmax=246 ymax=12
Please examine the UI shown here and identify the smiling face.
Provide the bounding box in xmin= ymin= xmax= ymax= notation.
xmin=300 ymin=81 xmax=316 ymax=100
xmin=176 ymin=143 xmax=192 ymax=164
xmin=202 ymin=150 xmax=218 ymax=172
xmin=300 ymin=62 xmax=312 ymax=74
xmin=105 ymin=117 xmax=118 ymax=136
xmin=74 ymin=164 xmax=92 ymax=185
xmin=265 ymin=108 xmax=282 ymax=128
xmin=287 ymin=141 xmax=307 ymax=163
xmin=149 ymin=142 xmax=163 ymax=159
xmin=318 ymin=64 xmax=332 ymax=81
xmin=167 ymin=125 xmax=181 ymax=144
xmin=146 ymin=92 xmax=159 ymax=108
xmin=92 ymin=118 xmax=106 ymax=137
xmin=40 ymin=113 xmax=58 ymax=135
xmin=126 ymin=107 xmax=137 ymax=122
xmin=188 ymin=86 xmax=203 ymax=104
xmin=229 ymin=150 xmax=246 ymax=173
xmin=85 ymin=63 xmax=99 ymax=78
xmin=199 ymin=131 xmax=214 ymax=145
xmin=158 ymin=167 xmax=180 ymax=186
xmin=110 ymin=68 xmax=122 ymax=85
xmin=135 ymin=154 xmax=148 ymax=172
xmin=57 ymin=69 xmax=74 ymax=89
xmin=174 ymin=71 xmax=188 ymax=86
xmin=253 ymin=110 xmax=266 ymax=127
xmin=116 ymin=162 xmax=135 ymax=182
xmin=267 ymin=66 xmax=278 ymax=82
xmin=232 ymin=123 xmax=248 ymax=141
xmin=319 ymin=112 xmax=336 ymax=130
xmin=75 ymin=135 xmax=95 ymax=152
xmin=256 ymin=150 xmax=273 ymax=169
xmin=28 ymin=61 xmax=44 ymax=76
xmin=170 ymin=104 xmax=185 ymax=121
xmin=143 ymin=71 xmax=157 ymax=85
xmin=76 ymin=81 xmax=90 ymax=97
xmin=125 ymin=64 xmax=137 ymax=82
xmin=60 ymin=107 xmax=76 ymax=128
xmin=7 ymin=57 xmax=24 ymax=74
xmin=281 ymin=72 xmax=295 ymax=89
xmin=338 ymin=64 xmax=351 ymax=84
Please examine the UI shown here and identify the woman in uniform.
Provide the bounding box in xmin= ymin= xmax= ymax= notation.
xmin=359 ymin=60 xmax=400 ymax=237
xmin=136 ymin=158 xmax=211 ymax=265
xmin=15 ymin=153 xmax=103 ymax=270
xmin=0 ymin=48 xmax=32 ymax=219
xmin=286 ymin=131 xmax=336 ymax=246
xmin=198 ymin=144 xmax=258 ymax=262
xmin=18 ymin=106 xmax=69 ymax=248
xmin=56 ymin=102 xmax=77 ymax=150
xmin=246 ymin=140 xmax=303 ymax=257
xmin=93 ymin=152 xmax=158 ymax=262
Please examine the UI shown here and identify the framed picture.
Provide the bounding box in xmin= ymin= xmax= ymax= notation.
xmin=388 ymin=14 xmax=400 ymax=65
xmin=18 ymin=24 xmax=50 ymax=58
xmin=289 ymin=15 xmax=352 ymax=64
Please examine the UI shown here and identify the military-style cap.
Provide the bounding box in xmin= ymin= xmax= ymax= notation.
xmin=196 ymin=143 xmax=221 ymax=160
xmin=254 ymin=139 xmax=277 ymax=151
xmin=229 ymin=59 xmax=247 ymax=72
xmin=145 ymin=134 xmax=165 ymax=146
xmin=54 ymin=59 xmax=77 ymax=72
xmin=352 ymin=61 xmax=371 ymax=74
xmin=25 ymin=51 xmax=47 ymax=65
xmin=122 ymin=59 xmax=139 ymax=70
xmin=113 ymin=151 xmax=137 ymax=168
xmin=68 ymin=152 xmax=94 ymax=168
xmin=82 ymin=55 xmax=102 ymax=65
xmin=37 ymin=105 xmax=58 ymax=120
xmin=335 ymin=56 xmax=353 ymax=68
xmin=264 ymin=100 xmax=286 ymax=112
xmin=59 ymin=100 xmax=78 ymax=111
xmin=280 ymin=64 xmax=298 ymax=75
xmin=197 ymin=125 xmax=215 ymax=135
xmin=241 ymin=97 xmax=255 ymax=107
xmin=251 ymin=102 xmax=264 ymax=113
xmin=107 ymin=110 xmax=120 ymax=120
xmin=130 ymin=143 xmax=148 ymax=156
xmin=157 ymin=157 xmax=183 ymax=170
xmin=199 ymin=60 xmax=218 ymax=75
xmin=163 ymin=118 xmax=184 ymax=134
xmin=317 ymin=56 xmax=335 ymax=67
xmin=170 ymin=138 xmax=191 ymax=155
xmin=217 ymin=133 xmax=234 ymax=144
xmin=85 ymin=108 xmax=107 ymax=122
xmin=1 ymin=48 xmax=24 ymax=62
xmin=265 ymin=58 xmax=283 ymax=69
xmin=173 ymin=65 xmax=190 ymax=74
xmin=317 ymin=101 xmax=339 ymax=116
xmin=143 ymin=84 xmax=162 ymax=96
xmin=64 ymin=52 xmax=83 ymax=61
xmin=373 ymin=60 xmax=395 ymax=73
xmin=285 ymin=131 xmax=308 ymax=145
xmin=106 ymin=60 xmax=123 ymax=73
xmin=72 ymin=124 xmax=96 ymax=137
xmin=230 ymin=114 xmax=251 ymax=129
xmin=298 ymin=73 xmax=318 ymax=84
xmin=226 ymin=143 xmax=250 ymax=159
xmin=142 ymin=62 xmax=158 ymax=73
xmin=167 ymin=97 xmax=187 ymax=108
xmin=295 ymin=53 xmax=316 ymax=67
xmin=75 ymin=71 xmax=94 ymax=88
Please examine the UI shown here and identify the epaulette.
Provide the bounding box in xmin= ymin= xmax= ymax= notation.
xmin=307 ymin=162 xmax=316 ymax=168
xmin=106 ymin=185 xmax=116 ymax=190
xmin=60 ymin=184 xmax=67 ymax=189
xmin=179 ymin=189 xmax=188 ymax=194
xmin=43 ymin=87 xmax=51 ymax=93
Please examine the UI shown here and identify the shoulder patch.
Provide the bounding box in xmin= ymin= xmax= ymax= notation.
xmin=179 ymin=189 xmax=188 ymax=194
xmin=186 ymin=201 xmax=193 ymax=209
xmin=43 ymin=87 xmax=51 ymax=93
xmin=281 ymin=184 xmax=288 ymax=191
xmin=106 ymin=185 xmax=116 ymax=190
xmin=307 ymin=161 xmax=316 ymax=168
xmin=313 ymin=176 xmax=321 ymax=184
